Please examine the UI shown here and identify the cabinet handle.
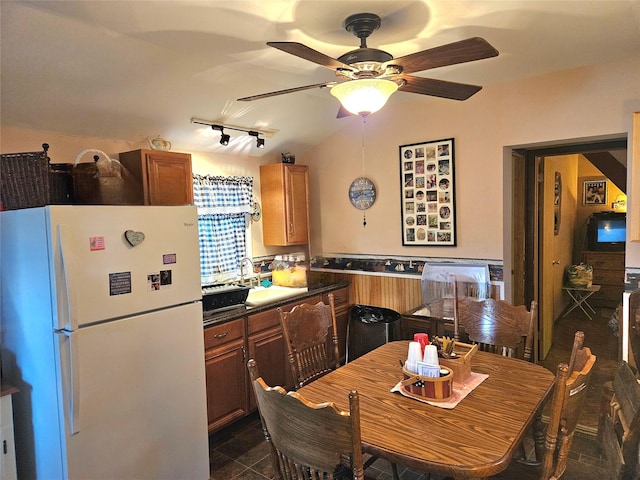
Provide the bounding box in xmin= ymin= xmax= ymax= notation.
xmin=242 ymin=346 xmax=246 ymax=362
xmin=3 ymin=439 xmax=7 ymax=454
xmin=289 ymin=222 xmax=294 ymax=235
xmin=213 ymin=332 xmax=229 ymax=339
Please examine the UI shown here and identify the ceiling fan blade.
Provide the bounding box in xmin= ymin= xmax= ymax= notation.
xmin=267 ymin=42 xmax=353 ymax=71
xmin=238 ymin=82 xmax=336 ymax=101
xmin=398 ymin=75 xmax=482 ymax=101
xmin=385 ymin=37 xmax=498 ymax=75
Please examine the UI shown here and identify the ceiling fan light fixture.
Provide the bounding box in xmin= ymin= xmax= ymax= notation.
xmin=330 ymin=78 xmax=398 ymax=116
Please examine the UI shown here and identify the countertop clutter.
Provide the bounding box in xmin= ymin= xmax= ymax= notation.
xmin=202 ymin=282 xmax=349 ymax=327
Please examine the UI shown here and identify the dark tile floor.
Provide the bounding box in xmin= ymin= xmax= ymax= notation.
xmin=209 ymin=305 xmax=619 ymax=479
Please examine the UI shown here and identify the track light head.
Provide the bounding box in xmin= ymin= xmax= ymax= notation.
xmin=248 ymin=131 xmax=264 ymax=149
xmin=212 ymin=125 xmax=230 ymax=146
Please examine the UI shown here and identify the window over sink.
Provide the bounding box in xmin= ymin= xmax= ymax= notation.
xmin=193 ymin=174 xmax=253 ymax=285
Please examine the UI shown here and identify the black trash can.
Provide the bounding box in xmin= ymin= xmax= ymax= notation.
xmin=346 ymin=304 xmax=402 ymax=363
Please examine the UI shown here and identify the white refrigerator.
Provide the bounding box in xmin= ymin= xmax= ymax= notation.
xmin=1 ymin=205 xmax=209 ymax=479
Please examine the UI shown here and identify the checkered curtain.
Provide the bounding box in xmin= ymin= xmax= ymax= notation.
xmin=193 ymin=174 xmax=253 ymax=285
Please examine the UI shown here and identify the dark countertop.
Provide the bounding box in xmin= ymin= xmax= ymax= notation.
xmin=202 ymin=282 xmax=349 ymax=328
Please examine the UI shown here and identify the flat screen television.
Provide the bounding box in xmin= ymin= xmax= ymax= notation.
xmin=586 ymin=211 xmax=626 ymax=252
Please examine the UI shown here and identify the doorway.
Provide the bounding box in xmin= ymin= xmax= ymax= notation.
xmin=508 ymin=137 xmax=627 ymax=433
xmin=509 ymin=138 xmax=627 ymax=359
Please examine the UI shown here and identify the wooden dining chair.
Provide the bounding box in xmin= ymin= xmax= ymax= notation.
xmin=600 ymin=361 xmax=640 ymax=480
xmin=278 ymin=293 xmax=340 ymax=390
xmin=454 ymin=296 xmax=537 ymax=361
xmin=279 ymin=297 xmax=401 ymax=479
xmin=494 ymin=334 xmax=597 ymax=480
xmin=529 ymin=331 xmax=587 ymax=464
xmin=247 ymin=358 xmax=365 ymax=480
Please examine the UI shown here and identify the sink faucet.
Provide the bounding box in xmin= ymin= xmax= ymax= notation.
xmin=239 ymin=257 xmax=257 ymax=287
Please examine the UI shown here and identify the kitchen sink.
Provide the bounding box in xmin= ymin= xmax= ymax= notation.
xmin=245 ymin=286 xmax=308 ymax=307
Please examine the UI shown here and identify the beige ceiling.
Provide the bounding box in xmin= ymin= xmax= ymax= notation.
xmin=2 ymin=1 xmax=640 ymax=157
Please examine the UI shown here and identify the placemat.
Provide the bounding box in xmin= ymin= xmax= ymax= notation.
xmin=391 ymin=372 xmax=489 ymax=409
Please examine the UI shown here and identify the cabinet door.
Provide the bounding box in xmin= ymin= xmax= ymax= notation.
xmin=145 ymin=151 xmax=193 ymax=205
xmin=247 ymin=325 xmax=289 ymax=411
xmin=260 ymin=164 xmax=309 ymax=246
xmin=204 ymin=319 xmax=248 ymax=432
xmin=284 ymin=165 xmax=309 ymax=245
xmin=119 ymin=149 xmax=193 ymax=205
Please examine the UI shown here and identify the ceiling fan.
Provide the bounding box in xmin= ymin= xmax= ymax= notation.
xmin=238 ymin=13 xmax=499 ymax=116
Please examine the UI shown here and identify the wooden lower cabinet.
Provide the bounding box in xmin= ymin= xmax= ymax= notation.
xmin=204 ymin=318 xmax=248 ymax=433
xmin=205 ymin=292 xmax=341 ymax=432
xmin=247 ymin=308 xmax=293 ymax=411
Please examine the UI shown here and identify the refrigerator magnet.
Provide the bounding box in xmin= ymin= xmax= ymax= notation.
xmin=90 ymin=236 xmax=105 ymax=251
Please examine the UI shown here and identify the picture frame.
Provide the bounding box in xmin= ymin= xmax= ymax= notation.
xmin=399 ymin=138 xmax=456 ymax=246
xmin=583 ymin=179 xmax=607 ymax=205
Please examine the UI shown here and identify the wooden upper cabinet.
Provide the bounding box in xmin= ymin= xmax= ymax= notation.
xmin=260 ymin=164 xmax=309 ymax=246
xmin=119 ymin=149 xmax=193 ymax=205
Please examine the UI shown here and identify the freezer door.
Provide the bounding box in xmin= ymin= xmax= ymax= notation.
xmin=48 ymin=205 xmax=201 ymax=329
xmin=58 ymin=302 xmax=209 ymax=479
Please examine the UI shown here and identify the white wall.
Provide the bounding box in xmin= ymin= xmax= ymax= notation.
xmin=307 ymin=56 xmax=640 ymax=269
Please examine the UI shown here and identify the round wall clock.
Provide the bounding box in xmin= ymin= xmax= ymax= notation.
xmin=349 ymin=177 xmax=377 ymax=210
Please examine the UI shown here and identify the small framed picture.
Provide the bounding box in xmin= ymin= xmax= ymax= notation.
xmin=583 ymin=179 xmax=607 ymax=205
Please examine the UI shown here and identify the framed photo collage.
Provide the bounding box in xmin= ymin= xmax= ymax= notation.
xmin=399 ymin=138 xmax=456 ymax=246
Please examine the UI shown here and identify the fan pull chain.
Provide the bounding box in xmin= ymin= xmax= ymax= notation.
xmin=361 ymin=115 xmax=367 ymax=227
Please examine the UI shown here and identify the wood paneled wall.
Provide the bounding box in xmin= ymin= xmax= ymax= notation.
xmin=310 ymin=272 xmax=422 ymax=314
xmin=310 ymin=271 xmax=503 ymax=315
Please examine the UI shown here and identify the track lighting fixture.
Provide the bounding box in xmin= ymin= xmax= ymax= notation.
xmin=248 ymin=131 xmax=265 ymax=149
xmin=210 ymin=125 xmax=230 ymax=146
xmin=194 ymin=119 xmax=275 ymax=149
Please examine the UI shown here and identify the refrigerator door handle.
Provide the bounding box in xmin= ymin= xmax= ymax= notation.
xmin=57 ymin=223 xmax=78 ymax=331
xmin=58 ymin=329 xmax=81 ymax=435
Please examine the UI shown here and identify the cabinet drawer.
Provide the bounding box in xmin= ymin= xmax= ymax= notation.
xmin=204 ymin=318 xmax=245 ymax=350
xmin=323 ymin=287 xmax=349 ymax=307
xmin=592 ymin=268 xmax=625 ymax=285
xmin=583 ymin=252 xmax=625 ymax=270
xmin=248 ymin=308 xmax=280 ymax=335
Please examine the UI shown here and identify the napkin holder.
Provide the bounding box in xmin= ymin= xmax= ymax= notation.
xmin=437 ymin=341 xmax=478 ymax=384
xmin=401 ymin=366 xmax=453 ymax=402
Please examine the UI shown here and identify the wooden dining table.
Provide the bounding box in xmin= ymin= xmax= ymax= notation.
xmin=298 ymin=340 xmax=555 ymax=479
